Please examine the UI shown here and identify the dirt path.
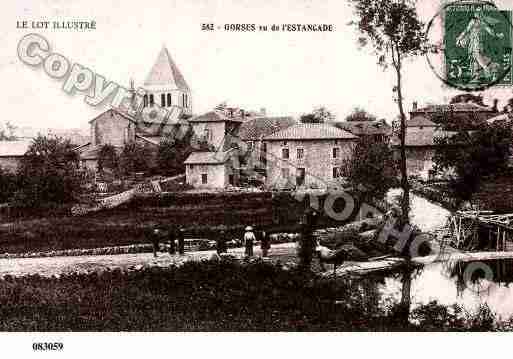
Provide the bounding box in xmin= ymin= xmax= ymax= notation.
xmin=0 ymin=243 xmax=298 ymax=278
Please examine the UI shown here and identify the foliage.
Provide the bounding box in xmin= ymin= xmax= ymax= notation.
xmin=15 ymin=135 xmax=83 ymax=207
xmin=344 ymin=107 xmax=377 ymax=122
xmin=0 ymin=167 xmax=18 ymax=203
xmin=300 ymin=106 xmax=334 ymax=123
xmin=157 ymin=125 xmax=194 ymax=176
xmin=343 ymin=137 xmax=398 ymax=200
xmin=350 ymin=0 xmax=427 ymax=222
xmin=97 ymin=144 xmax=119 ymax=174
xmin=0 ymin=122 xmax=17 ymax=141
xmin=119 ymin=141 xmax=155 ymax=175
xmin=432 ymin=123 xmax=513 ymax=203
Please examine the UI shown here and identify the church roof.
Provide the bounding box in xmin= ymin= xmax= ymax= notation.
xmin=263 ymin=123 xmax=358 ymax=141
xmin=144 ymin=47 xmax=190 ymax=91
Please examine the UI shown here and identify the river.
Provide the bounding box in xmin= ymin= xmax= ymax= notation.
xmin=383 ymin=189 xmax=513 ymax=319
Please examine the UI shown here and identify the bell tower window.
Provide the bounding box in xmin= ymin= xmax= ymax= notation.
xmin=149 ymin=94 xmax=154 ymax=106
xmin=167 ymin=93 xmax=172 ymax=107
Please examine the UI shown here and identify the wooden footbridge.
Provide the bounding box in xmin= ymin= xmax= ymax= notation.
xmin=447 ymin=210 xmax=513 ymax=251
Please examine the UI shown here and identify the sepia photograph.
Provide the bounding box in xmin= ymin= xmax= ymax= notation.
xmin=2 ymin=0 xmax=513 ymax=355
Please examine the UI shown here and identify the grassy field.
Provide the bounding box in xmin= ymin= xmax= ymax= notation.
xmin=0 ymin=259 xmax=503 ymax=331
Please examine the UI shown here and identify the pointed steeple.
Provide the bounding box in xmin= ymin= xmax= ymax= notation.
xmin=144 ymin=46 xmax=190 ymax=91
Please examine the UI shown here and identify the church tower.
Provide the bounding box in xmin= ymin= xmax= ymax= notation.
xmin=142 ymin=46 xmax=192 ymax=117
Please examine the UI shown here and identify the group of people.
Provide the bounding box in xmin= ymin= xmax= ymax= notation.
xmin=147 ymin=224 xmax=272 ymax=258
xmin=146 ymin=225 xmax=185 ymax=258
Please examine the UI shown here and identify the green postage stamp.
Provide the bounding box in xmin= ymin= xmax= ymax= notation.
xmin=444 ymin=1 xmax=513 ymax=90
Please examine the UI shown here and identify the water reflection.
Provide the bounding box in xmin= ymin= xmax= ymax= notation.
xmin=380 ymin=259 xmax=513 ymax=320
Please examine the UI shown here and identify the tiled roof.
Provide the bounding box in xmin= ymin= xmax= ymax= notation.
xmin=89 ymin=108 xmax=137 ymax=124
xmin=263 ymin=123 xmax=358 ymax=141
xmin=184 ymin=150 xmax=230 ymax=164
xmin=391 ymin=129 xmax=459 ymax=147
xmin=189 ymin=111 xmax=244 ymax=123
xmin=135 ymin=135 xmax=162 ymax=146
xmin=407 ymin=116 xmax=438 ymax=127
xmin=414 ymin=102 xmax=494 ymax=113
xmin=144 ymin=47 xmax=190 ymax=91
xmin=334 ymin=120 xmax=392 ymax=136
xmin=238 ymin=116 xmax=296 ymax=141
xmin=0 ymin=140 xmax=32 ymax=157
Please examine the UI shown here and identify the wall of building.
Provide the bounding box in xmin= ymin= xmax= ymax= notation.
xmin=404 ymin=148 xmax=435 ymax=180
xmin=186 ymin=163 xmax=227 ymax=188
xmin=144 ymin=89 xmax=192 ymax=116
xmin=0 ymin=157 xmax=21 ymax=173
xmin=92 ymin=115 xmax=134 ymax=147
xmin=191 ymin=122 xmax=226 ymax=150
xmin=264 ymin=139 xmax=355 ymax=188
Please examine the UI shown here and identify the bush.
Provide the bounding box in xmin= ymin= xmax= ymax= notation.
xmin=14 ymin=135 xmax=84 ymax=207
xmin=0 ymin=167 xmax=18 ymax=203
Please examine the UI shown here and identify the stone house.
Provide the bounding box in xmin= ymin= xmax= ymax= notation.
xmin=184 ymin=110 xmax=245 ymax=188
xmin=184 ymin=149 xmax=239 ymax=188
xmin=76 ymin=46 xmax=191 ymax=171
xmin=262 ymin=123 xmax=358 ymax=189
xmin=237 ymin=116 xmax=297 ymax=174
xmin=0 ymin=140 xmax=32 ymax=173
xmin=391 ymin=116 xmax=458 ymax=181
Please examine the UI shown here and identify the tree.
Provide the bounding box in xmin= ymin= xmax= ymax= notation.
xmin=97 ymin=144 xmax=119 ymax=174
xmin=157 ymin=125 xmax=194 ymax=176
xmin=119 ymin=141 xmax=155 ymax=175
xmin=345 ymin=107 xmax=377 ymax=122
xmin=350 ymin=0 xmax=426 ymax=222
xmin=15 ymin=135 xmax=83 ymax=206
xmin=300 ymin=106 xmax=334 ymax=123
xmin=433 ymin=123 xmax=513 ymax=205
xmin=0 ymin=166 xmax=18 ymax=203
xmin=343 ymin=137 xmax=398 ymax=201
xmin=0 ymin=122 xmax=18 ymax=141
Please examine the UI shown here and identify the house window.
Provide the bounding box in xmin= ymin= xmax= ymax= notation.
xmin=333 ymin=167 xmax=342 ymax=178
xmin=333 ymin=147 xmax=340 ymax=159
xmin=143 ymin=94 xmax=148 ymax=107
xmin=282 ymin=148 xmax=289 ymax=159
xmin=161 ymin=94 xmax=166 ymax=107
xmin=167 ymin=93 xmax=172 ymax=107
xmin=282 ymin=141 xmax=288 ymax=146
xmin=203 ymin=129 xmax=212 ymax=141
xmin=201 ymin=173 xmax=208 ymax=184
xmin=149 ymin=94 xmax=154 ymax=106
xmin=296 ymin=168 xmax=306 ymax=186
xmin=281 ymin=168 xmax=290 ymax=179
xmin=297 ymin=148 xmax=304 ymax=159
xmin=229 ymin=174 xmax=234 ymax=185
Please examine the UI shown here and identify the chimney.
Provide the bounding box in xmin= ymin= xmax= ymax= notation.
xmin=412 ymin=101 xmax=418 ymax=111
xmin=493 ymin=99 xmax=499 ymax=112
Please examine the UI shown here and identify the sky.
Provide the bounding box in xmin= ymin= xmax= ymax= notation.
xmin=2 ymin=0 xmax=513 ymax=130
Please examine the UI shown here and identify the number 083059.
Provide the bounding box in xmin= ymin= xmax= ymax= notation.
xmin=32 ymin=342 xmax=63 ymax=351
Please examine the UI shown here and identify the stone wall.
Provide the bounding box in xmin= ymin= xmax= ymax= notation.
xmin=0 ymin=157 xmax=21 ymax=173
xmin=265 ymin=139 xmax=355 ymax=188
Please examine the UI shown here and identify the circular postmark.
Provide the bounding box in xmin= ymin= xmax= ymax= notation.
xmin=426 ymin=0 xmax=513 ymax=91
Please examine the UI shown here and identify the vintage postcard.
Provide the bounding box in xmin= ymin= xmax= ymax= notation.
xmin=2 ymin=0 xmax=513 ymax=356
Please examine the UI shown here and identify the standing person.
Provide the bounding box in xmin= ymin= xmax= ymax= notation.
xmin=244 ymin=226 xmax=255 ymax=258
xmin=298 ymin=208 xmax=317 ymax=269
xmin=260 ymin=229 xmax=271 ymax=257
xmin=177 ymin=226 xmax=185 ymax=255
xmin=217 ymin=227 xmax=228 ymax=254
xmin=147 ymin=225 xmax=162 ymax=258
xmin=167 ymin=225 xmax=176 ymax=255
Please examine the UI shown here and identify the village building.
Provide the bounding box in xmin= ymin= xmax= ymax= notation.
xmin=0 ymin=140 xmax=32 ymax=173
xmin=262 ymin=123 xmax=358 ymax=189
xmin=184 ymin=110 xmax=245 ymax=188
xmin=76 ymin=46 xmax=191 ymax=170
xmin=391 ymin=116 xmax=458 ymax=181
xmin=333 ymin=119 xmax=392 ymax=143
xmin=237 ymin=116 xmax=296 ymax=174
